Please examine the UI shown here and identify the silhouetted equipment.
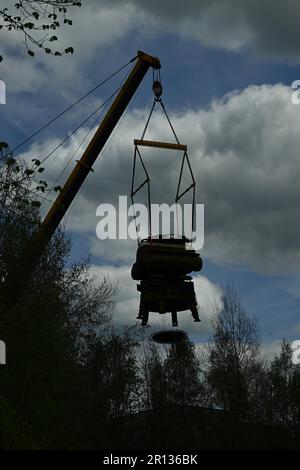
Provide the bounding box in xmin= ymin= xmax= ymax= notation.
xmin=151 ymin=329 xmax=188 ymax=344
xmin=132 ymin=236 xmax=202 ymax=326
xmin=2 ymin=51 xmax=161 ymax=307
xmin=130 ymin=72 xmax=202 ymax=328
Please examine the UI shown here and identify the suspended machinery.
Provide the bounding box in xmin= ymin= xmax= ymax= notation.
xmin=2 ymin=51 xmax=203 ymax=340
xmin=130 ymin=78 xmax=203 ymax=329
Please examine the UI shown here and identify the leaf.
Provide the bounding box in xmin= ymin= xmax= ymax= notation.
xmin=54 ymin=186 xmax=62 ymax=192
xmin=32 ymin=158 xmax=41 ymax=166
xmin=6 ymin=157 xmax=16 ymax=166
xmin=37 ymin=167 xmax=44 ymax=173
xmin=25 ymin=169 xmax=34 ymax=176
xmin=0 ymin=54 xmax=3 ymax=62
xmin=27 ymin=50 xmax=35 ymax=57
xmin=32 ymin=11 xmax=39 ymax=20
xmin=24 ymin=22 xmax=34 ymax=29
xmin=65 ymin=47 xmax=74 ymax=54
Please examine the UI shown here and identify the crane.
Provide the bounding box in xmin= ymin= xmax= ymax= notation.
xmin=2 ymin=51 xmax=161 ymax=308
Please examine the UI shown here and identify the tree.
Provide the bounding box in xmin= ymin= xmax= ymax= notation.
xmin=244 ymin=358 xmax=270 ymax=424
xmin=0 ymin=151 xmax=115 ymax=448
xmin=0 ymin=394 xmax=37 ymax=449
xmin=85 ymin=327 xmax=140 ymax=448
xmin=266 ymin=340 xmax=300 ymax=431
xmin=136 ymin=337 xmax=203 ymax=411
xmin=0 ymin=1 xmax=81 ymax=62
xmin=207 ymin=284 xmax=260 ymax=420
xmin=164 ymin=341 xmax=202 ymax=407
xmin=147 ymin=343 xmax=167 ymax=410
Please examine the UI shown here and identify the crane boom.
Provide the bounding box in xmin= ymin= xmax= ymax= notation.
xmin=43 ymin=51 xmax=160 ymax=241
xmin=3 ymin=51 xmax=161 ymax=305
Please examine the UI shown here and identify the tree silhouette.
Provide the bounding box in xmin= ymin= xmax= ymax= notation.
xmin=0 ymin=153 xmax=115 ymax=448
xmin=207 ymin=284 xmax=260 ymax=420
xmin=164 ymin=341 xmax=202 ymax=406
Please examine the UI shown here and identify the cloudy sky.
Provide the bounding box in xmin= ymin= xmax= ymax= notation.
xmin=1 ymin=0 xmax=300 ymax=357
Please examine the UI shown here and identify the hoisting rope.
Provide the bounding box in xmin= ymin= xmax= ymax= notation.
xmin=141 ymin=70 xmax=180 ymax=145
xmin=2 ymin=56 xmax=137 ymax=208
xmin=33 ymin=85 xmax=122 ymax=170
xmin=38 ymin=60 xmax=137 ymax=206
xmin=6 ymin=85 xmax=123 ymax=209
xmin=44 ymin=91 xmax=114 ymax=199
xmin=131 ymin=72 xmax=197 ymax=243
xmin=7 ymin=55 xmax=137 ymax=157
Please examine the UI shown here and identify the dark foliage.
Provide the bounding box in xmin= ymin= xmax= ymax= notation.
xmin=0 ymin=1 xmax=81 ymax=62
xmin=0 ymin=152 xmax=299 ymax=449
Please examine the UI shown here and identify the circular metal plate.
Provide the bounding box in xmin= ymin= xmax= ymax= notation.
xmin=151 ymin=329 xmax=188 ymax=344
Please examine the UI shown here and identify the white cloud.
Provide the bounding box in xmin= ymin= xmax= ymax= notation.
xmin=0 ymin=1 xmax=140 ymax=134
xmin=21 ymin=82 xmax=300 ymax=275
xmin=91 ymin=264 xmax=222 ymax=339
xmin=1 ymin=0 xmax=300 ymax=131
xmin=261 ymin=340 xmax=283 ymax=362
xmin=0 ymin=3 xmax=136 ymax=93
xmin=3 ymin=0 xmax=300 ymax=145
xmin=2 ymin=0 xmax=300 ymax=106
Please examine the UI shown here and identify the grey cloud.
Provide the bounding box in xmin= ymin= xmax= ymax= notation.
xmin=91 ymin=265 xmax=222 ymax=337
xmin=21 ymin=83 xmax=300 ymax=275
xmin=97 ymin=0 xmax=300 ymax=61
xmin=3 ymin=0 xmax=299 ymax=141
xmin=0 ymin=2 xmax=137 ymax=132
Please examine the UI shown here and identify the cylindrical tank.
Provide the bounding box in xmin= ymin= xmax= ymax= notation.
xmin=132 ymin=236 xmax=202 ymax=326
xmin=131 ymin=236 xmax=202 ymax=280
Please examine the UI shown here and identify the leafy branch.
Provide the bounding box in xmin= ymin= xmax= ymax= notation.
xmin=0 ymin=141 xmax=61 ymax=210
xmin=0 ymin=1 xmax=81 ymax=62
